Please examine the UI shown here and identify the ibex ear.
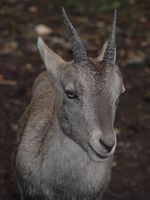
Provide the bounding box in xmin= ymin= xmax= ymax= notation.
xmin=37 ymin=36 xmax=65 ymax=76
xmin=97 ymin=40 xmax=108 ymax=62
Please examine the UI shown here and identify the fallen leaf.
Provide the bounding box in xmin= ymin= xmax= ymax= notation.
xmin=0 ymin=41 xmax=18 ymax=54
xmin=0 ymin=74 xmax=4 ymax=80
xmin=35 ymin=24 xmax=52 ymax=35
xmin=29 ymin=6 xmax=38 ymax=13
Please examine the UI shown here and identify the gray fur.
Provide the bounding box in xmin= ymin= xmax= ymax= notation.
xmin=14 ymin=11 xmax=125 ymax=200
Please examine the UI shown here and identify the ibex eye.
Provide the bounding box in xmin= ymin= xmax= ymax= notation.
xmin=65 ymin=90 xmax=77 ymax=99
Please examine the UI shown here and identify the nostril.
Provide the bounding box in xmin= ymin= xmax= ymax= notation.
xmin=99 ymin=139 xmax=114 ymax=153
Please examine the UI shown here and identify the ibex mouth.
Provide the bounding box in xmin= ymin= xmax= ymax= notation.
xmin=88 ymin=143 xmax=108 ymax=160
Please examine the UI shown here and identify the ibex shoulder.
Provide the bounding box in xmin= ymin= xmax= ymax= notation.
xmin=16 ymin=71 xmax=56 ymax=145
xmin=32 ymin=71 xmax=55 ymax=100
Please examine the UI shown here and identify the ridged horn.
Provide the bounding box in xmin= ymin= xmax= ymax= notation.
xmin=61 ymin=7 xmax=89 ymax=64
xmin=103 ymin=10 xmax=117 ymax=65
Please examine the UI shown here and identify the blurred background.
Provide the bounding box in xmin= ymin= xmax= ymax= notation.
xmin=0 ymin=0 xmax=149 ymax=200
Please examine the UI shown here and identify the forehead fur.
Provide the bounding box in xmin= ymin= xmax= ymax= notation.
xmin=72 ymin=60 xmax=119 ymax=83
xmin=62 ymin=60 xmax=103 ymax=83
xmin=61 ymin=59 xmax=122 ymax=91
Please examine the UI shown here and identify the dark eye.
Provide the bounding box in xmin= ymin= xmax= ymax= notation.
xmin=65 ymin=90 xmax=78 ymax=99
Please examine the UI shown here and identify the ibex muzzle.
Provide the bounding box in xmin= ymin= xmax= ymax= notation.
xmin=15 ymin=8 xmax=125 ymax=200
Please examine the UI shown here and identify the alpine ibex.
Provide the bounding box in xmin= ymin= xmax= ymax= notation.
xmin=15 ymin=8 xmax=125 ymax=200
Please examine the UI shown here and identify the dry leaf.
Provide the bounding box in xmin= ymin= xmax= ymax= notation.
xmin=35 ymin=24 xmax=52 ymax=35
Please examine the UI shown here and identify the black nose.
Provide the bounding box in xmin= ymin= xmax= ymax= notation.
xmin=99 ymin=139 xmax=115 ymax=153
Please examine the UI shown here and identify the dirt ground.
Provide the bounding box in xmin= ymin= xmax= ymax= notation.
xmin=0 ymin=1 xmax=149 ymax=200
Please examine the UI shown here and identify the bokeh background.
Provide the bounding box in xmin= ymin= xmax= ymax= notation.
xmin=0 ymin=0 xmax=149 ymax=200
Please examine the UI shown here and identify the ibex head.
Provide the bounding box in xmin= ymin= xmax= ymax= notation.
xmin=37 ymin=8 xmax=125 ymax=162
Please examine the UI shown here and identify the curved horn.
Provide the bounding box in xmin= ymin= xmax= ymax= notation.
xmin=61 ymin=7 xmax=89 ymax=64
xmin=103 ymin=10 xmax=117 ymax=65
